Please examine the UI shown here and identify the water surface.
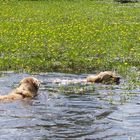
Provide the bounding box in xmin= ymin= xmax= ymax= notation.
xmin=0 ymin=72 xmax=139 ymax=140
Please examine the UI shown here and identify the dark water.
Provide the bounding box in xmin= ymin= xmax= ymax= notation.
xmin=0 ymin=72 xmax=139 ymax=140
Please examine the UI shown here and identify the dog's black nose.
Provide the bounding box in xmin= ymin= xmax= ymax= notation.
xmin=115 ymin=77 xmax=120 ymax=84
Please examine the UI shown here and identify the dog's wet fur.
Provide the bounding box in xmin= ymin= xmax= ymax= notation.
xmin=0 ymin=77 xmax=40 ymax=101
xmin=53 ymin=71 xmax=120 ymax=85
xmin=0 ymin=71 xmax=120 ymax=101
xmin=86 ymin=71 xmax=120 ymax=84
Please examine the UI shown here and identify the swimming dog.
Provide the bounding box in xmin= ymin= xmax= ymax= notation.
xmin=0 ymin=77 xmax=40 ymax=101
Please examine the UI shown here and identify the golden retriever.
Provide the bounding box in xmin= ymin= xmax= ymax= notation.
xmin=86 ymin=71 xmax=120 ymax=84
xmin=0 ymin=77 xmax=40 ymax=101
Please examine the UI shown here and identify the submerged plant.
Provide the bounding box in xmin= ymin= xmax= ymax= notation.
xmin=47 ymin=82 xmax=95 ymax=94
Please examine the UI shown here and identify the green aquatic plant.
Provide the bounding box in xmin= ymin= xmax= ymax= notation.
xmin=47 ymin=83 xmax=95 ymax=94
xmin=0 ymin=0 xmax=139 ymax=77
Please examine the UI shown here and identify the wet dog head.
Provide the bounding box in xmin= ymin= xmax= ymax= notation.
xmin=18 ymin=77 xmax=40 ymax=97
xmin=98 ymin=71 xmax=120 ymax=84
xmin=87 ymin=71 xmax=120 ymax=84
xmin=19 ymin=77 xmax=40 ymax=89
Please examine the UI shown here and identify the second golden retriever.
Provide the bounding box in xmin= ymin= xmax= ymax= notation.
xmin=0 ymin=77 xmax=40 ymax=101
xmin=53 ymin=71 xmax=120 ymax=85
xmin=86 ymin=71 xmax=120 ymax=84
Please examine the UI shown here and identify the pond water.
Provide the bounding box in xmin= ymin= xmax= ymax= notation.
xmin=0 ymin=72 xmax=139 ymax=140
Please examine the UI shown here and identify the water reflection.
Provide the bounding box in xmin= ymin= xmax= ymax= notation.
xmin=0 ymin=72 xmax=139 ymax=139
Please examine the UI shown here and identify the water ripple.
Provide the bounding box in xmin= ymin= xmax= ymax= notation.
xmin=0 ymin=72 xmax=139 ymax=139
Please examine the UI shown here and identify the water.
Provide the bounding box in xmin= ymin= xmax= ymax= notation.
xmin=0 ymin=72 xmax=139 ymax=140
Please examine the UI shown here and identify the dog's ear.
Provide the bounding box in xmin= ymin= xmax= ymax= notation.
xmin=33 ymin=79 xmax=40 ymax=88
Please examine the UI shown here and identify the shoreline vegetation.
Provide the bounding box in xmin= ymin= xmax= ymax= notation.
xmin=0 ymin=0 xmax=139 ymax=80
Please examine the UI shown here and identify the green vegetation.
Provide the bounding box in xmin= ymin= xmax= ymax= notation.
xmin=114 ymin=0 xmax=139 ymax=3
xmin=47 ymin=83 xmax=95 ymax=94
xmin=0 ymin=0 xmax=140 ymax=77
